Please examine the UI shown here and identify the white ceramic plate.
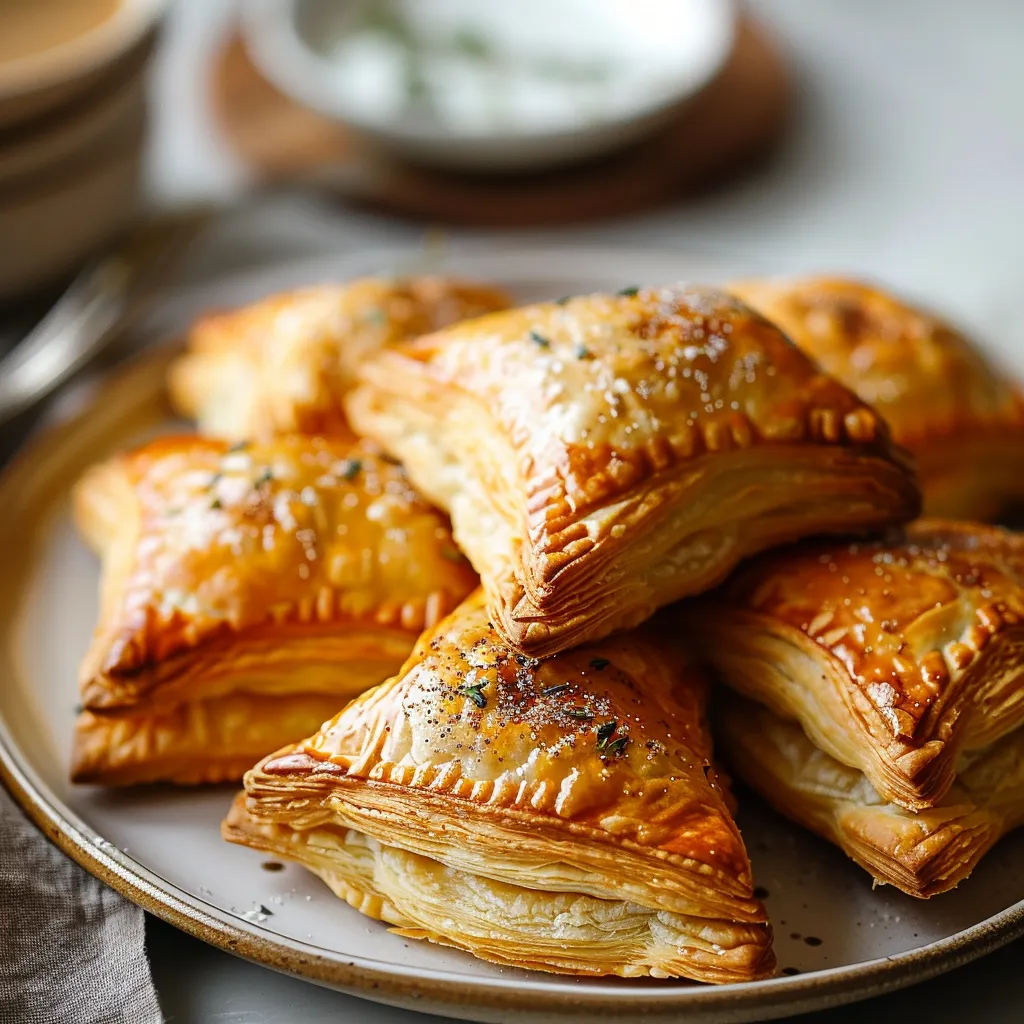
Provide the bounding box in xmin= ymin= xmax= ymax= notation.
xmin=1 ymin=246 xmax=1022 ymax=1024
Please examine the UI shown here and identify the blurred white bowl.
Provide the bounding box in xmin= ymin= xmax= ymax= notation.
xmin=242 ymin=0 xmax=736 ymax=172
xmin=0 ymin=0 xmax=166 ymax=129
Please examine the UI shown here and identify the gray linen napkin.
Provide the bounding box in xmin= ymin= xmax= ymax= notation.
xmin=0 ymin=773 xmax=162 ymax=1023
xmin=0 ymin=781 xmax=162 ymax=1024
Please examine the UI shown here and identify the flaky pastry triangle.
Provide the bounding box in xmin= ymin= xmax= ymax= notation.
xmin=346 ymin=285 xmax=920 ymax=657
xmin=72 ymin=435 xmax=476 ymax=784
xmin=168 ymin=276 xmax=509 ymax=440
xmin=688 ymin=519 xmax=1024 ymax=811
xmin=729 ymin=276 xmax=1024 ymax=519
xmin=223 ymin=591 xmax=775 ymax=982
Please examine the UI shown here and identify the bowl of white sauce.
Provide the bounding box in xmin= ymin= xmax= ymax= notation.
xmin=241 ymin=0 xmax=736 ymax=172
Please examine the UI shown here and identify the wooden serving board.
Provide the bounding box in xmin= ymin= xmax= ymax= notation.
xmin=209 ymin=14 xmax=792 ymax=226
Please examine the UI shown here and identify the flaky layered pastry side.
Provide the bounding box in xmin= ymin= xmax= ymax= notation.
xmin=223 ymin=592 xmax=775 ymax=982
xmin=717 ymin=695 xmax=1024 ymax=897
xmin=346 ymin=285 xmax=920 ymax=657
xmin=72 ymin=435 xmax=477 ymax=785
xmin=730 ymin=276 xmax=1024 ymax=519
xmin=688 ymin=519 xmax=1024 ymax=812
xmin=168 ymin=276 xmax=509 ymax=440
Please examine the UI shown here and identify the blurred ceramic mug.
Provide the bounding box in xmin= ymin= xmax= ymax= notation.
xmin=0 ymin=0 xmax=167 ymax=300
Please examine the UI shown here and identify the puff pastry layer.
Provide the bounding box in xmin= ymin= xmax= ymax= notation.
xmin=688 ymin=519 xmax=1024 ymax=811
xmin=72 ymin=434 xmax=477 ymax=785
xmin=347 ymin=285 xmax=920 ymax=656
xmin=717 ymin=695 xmax=1024 ymax=897
xmin=729 ymin=277 xmax=1024 ymax=519
xmin=168 ymin=276 xmax=509 ymax=440
xmin=224 ymin=591 xmax=775 ymax=982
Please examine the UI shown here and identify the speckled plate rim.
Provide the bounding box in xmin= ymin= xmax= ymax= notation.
xmin=0 ymin=246 xmax=1022 ymax=1024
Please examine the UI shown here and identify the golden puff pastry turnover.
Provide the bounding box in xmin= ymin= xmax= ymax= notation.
xmin=717 ymin=695 xmax=1024 ymax=898
xmin=168 ymin=276 xmax=510 ymax=440
xmin=687 ymin=519 xmax=1024 ymax=813
xmin=72 ymin=435 xmax=477 ymax=785
xmin=729 ymin=276 xmax=1024 ymax=519
xmin=223 ymin=591 xmax=775 ymax=983
xmin=346 ymin=285 xmax=920 ymax=657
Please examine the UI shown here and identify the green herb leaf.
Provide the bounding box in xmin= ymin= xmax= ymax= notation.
xmin=210 ymin=498 xmax=222 ymax=510
xmin=589 ymin=658 xmax=610 ymax=671
xmin=441 ymin=547 xmax=467 ymax=563
xmin=542 ymin=683 xmax=570 ymax=697
xmin=459 ymin=682 xmax=487 ymax=709
xmin=617 ymin=286 xmax=640 ymax=297
xmin=341 ymin=459 xmax=362 ymax=481
xmin=208 ymin=472 xmax=223 ymax=489
xmin=575 ymin=344 xmax=593 ymax=360
xmin=453 ymin=28 xmax=491 ymax=60
xmin=595 ymin=720 xmax=617 ymax=749
xmin=254 ymin=468 xmax=273 ymax=489
xmin=554 ymin=296 xmax=571 ymax=306
xmin=603 ymin=735 xmax=629 ymax=757
xmin=530 ymin=330 xmax=550 ymax=349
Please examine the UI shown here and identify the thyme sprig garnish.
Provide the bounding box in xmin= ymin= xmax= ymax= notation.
xmin=542 ymin=683 xmax=570 ymax=697
xmin=459 ymin=682 xmax=487 ymax=709
xmin=603 ymin=735 xmax=629 ymax=757
xmin=596 ymin=720 xmax=629 ymax=757
xmin=617 ymin=286 xmax=640 ymax=297
xmin=340 ymin=459 xmax=362 ymax=481
xmin=530 ymin=330 xmax=551 ymax=349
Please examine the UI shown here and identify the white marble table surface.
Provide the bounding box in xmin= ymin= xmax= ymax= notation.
xmin=143 ymin=1 xmax=1023 ymax=1020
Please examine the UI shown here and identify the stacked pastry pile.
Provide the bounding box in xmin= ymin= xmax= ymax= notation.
xmin=71 ymin=273 xmax=1024 ymax=983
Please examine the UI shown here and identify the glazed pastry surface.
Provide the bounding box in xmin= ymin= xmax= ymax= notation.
xmin=346 ymin=285 xmax=920 ymax=656
xmin=717 ymin=695 xmax=1024 ymax=898
xmin=224 ymin=592 xmax=775 ymax=982
xmin=729 ymin=276 xmax=1024 ymax=519
xmin=168 ymin=276 xmax=510 ymax=440
xmin=72 ymin=434 xmax=477 ymax=785
xmin=689 ymin=519 xmax=1024 ymax=811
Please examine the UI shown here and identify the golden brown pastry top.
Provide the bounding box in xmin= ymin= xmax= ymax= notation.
xmin=265 ymin=590 xmax=749 ymax=883
xmin=170 ymin=276 xmax=511 ymax=437
xmin=75 ymin=435 xmax=477 ymax=692
xmin=729 ymin=276 xmax=1024 ymax=451
xmin=354 ymin=285 xmax=905 ymax=520
xmin=715 ymin=519 xmax=1024 ymax=742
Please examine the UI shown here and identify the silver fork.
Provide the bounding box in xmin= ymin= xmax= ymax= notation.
xmin=0 ymin=207 xmax=213 ymax=428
